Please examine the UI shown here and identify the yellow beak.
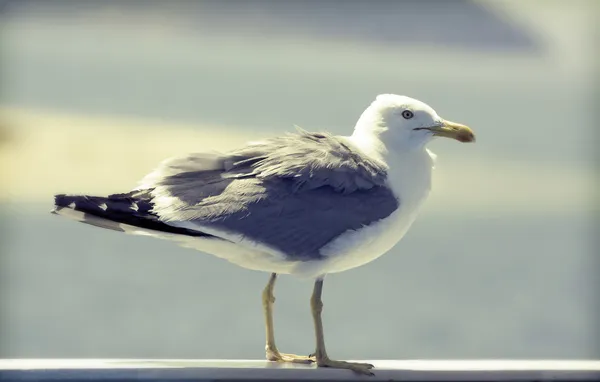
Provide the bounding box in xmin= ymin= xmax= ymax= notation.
xmin=427 ymin=120 xmax=475 ymax=143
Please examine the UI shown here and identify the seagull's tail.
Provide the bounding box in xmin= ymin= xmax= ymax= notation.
xmin=52 ymin=191 xmax=208 ymax=237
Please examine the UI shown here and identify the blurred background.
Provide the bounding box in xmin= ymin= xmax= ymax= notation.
xmin=0 ymin=0 xmax=598 ymax=360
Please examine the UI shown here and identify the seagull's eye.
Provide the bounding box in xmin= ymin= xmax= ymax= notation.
xmin=401 ymin=110 xmax=414 ymax=119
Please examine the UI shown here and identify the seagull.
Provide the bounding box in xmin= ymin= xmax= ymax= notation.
xmin=52 ymin=94 xmax=475 ymax=375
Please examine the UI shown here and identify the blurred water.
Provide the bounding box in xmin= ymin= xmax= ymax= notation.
xmin=0 ymin=205 xmax=596 ymax=359
xmin=0 ymin=0 xmax=597 ymax=360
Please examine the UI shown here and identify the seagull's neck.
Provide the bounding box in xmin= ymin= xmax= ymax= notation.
xmin=347 ymin=116 xmax=437 ymax=199
xmin=348 ymin=122 xmax=432 ymax=167
xmin=347 ymin=129 xmax=389 ymax=164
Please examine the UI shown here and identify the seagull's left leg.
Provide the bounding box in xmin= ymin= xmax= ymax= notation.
xmin=263 ymin=273 xmax=315 ymax=364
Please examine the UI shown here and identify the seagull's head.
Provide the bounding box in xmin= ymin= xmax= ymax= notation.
xmin=353 ymin=94 xmax=475 ymax=153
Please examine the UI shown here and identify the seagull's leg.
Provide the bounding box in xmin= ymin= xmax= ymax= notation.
xmin=310 ymin=278 xmax=375 ymax=375
xmin=263 ymin=273 xmax=315 ymax=364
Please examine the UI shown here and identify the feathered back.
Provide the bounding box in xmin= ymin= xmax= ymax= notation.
xmin=223 ymin=128 xmax=389 ymax=194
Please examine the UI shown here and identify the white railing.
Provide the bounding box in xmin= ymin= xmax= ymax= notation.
xmin=1 ymin=359 xmax=599 ymax=381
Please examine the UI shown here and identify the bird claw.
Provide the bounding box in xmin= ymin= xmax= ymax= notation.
xmin=266 ymin=349 xmax=316 ymax=364
xmin=316 ymin=357 xmax=375 ymax=376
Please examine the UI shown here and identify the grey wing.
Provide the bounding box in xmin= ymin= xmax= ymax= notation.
xmin=141 ymin=130 xmax=399 ymax=260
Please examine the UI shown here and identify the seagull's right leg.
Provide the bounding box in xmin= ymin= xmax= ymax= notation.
xmin=263 ymin=273 xmax=315 ymax=364
xmin=310 ymin=278 xmax=374 ymax=375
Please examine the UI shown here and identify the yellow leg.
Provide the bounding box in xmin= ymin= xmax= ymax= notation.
xmin=310 ymin=278 xmax=375 ymax=375
xmin=263 ymin=273 xmax=315 ymax=364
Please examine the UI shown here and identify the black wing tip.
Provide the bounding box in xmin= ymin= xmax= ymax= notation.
xmin=53 ymin=193 xmax=79 ymax=207
xmin=50 ymin=192 xmax=212 ymax=238
xmin=52 ymin=193 xmax=75 ymax=214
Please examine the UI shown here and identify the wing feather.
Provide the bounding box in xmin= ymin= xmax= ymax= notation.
xmin=140 ymin=130 xmax=399 ymax=260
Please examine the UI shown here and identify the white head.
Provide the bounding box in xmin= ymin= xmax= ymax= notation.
xmin=351 ymin=94 xmax=475 ymax=156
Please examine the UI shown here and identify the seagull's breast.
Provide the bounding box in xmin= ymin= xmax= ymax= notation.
xmin=296 ymin=150 xmax=434 ymax=278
